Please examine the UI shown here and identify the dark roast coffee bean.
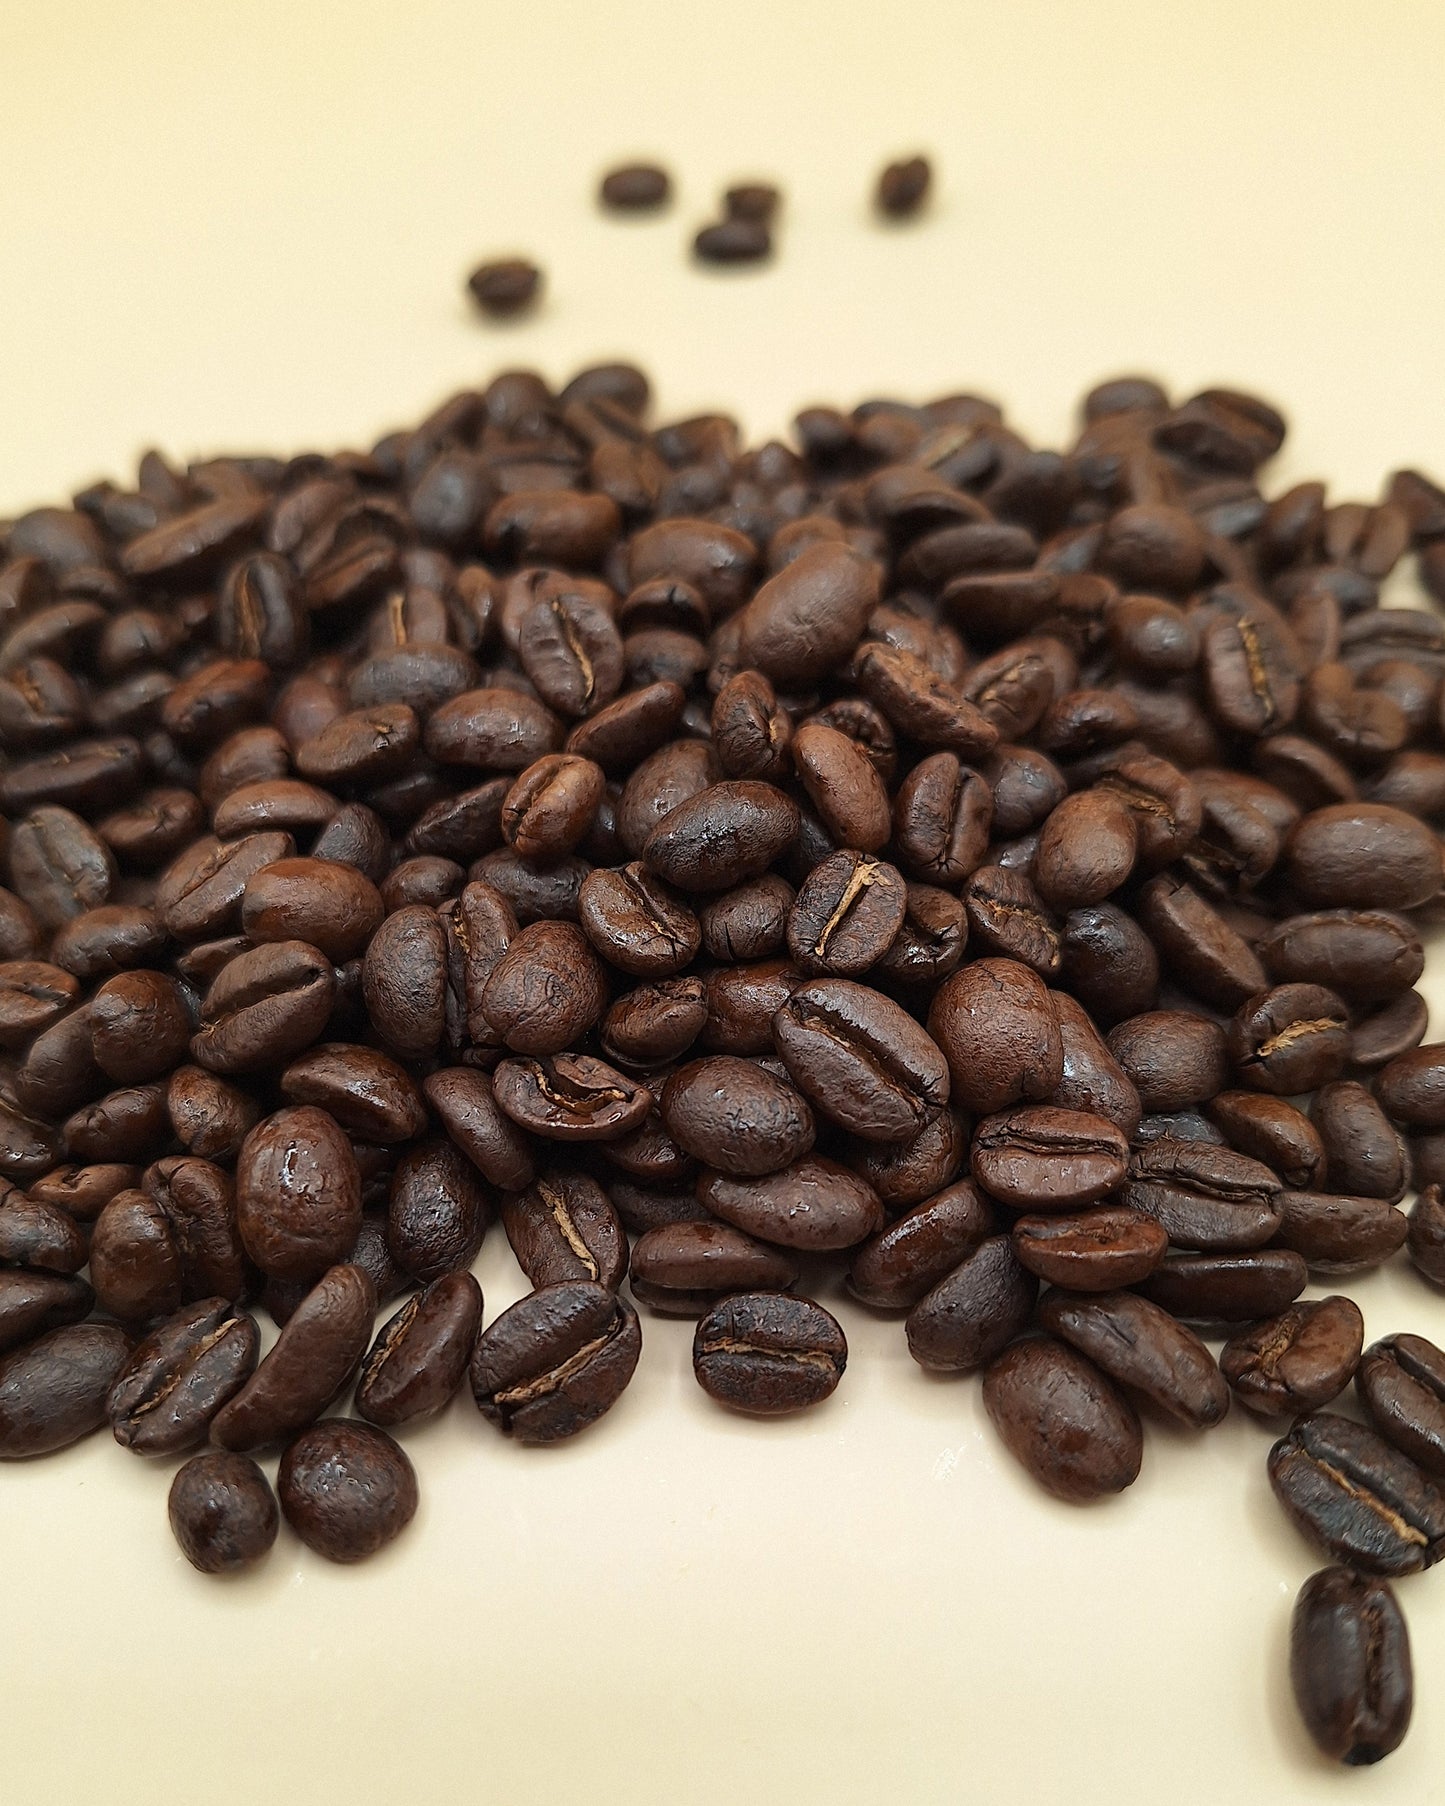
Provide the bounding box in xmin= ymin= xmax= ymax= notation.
xmin=1269 ymin=1411 xmax=1445 ymax=1575
xmin=1258 ymin=910 xmax=1424 ymax=1002
xmin=905 ymin=1234 xmax=1037 ymax=1372
xmin=629 ymin=1222 xmax=798 ymax=1316
xmin=661 ymin=1057 xmax=814 ymax=1176
xmin=0 ymin=960 xmax=79 ymax=1049
xmin=0 ymin=1196 xmax=87 ymax=1274
xmin=1060 ymin=903 xmax=1158 ymax=1026
xmin=1375 ymin=1044 xmax=1445 ymax=1129
xmin=699 ymin=1155 xmax=883 ymax=1250
xmin=1012 ymin=1206 xmax=1167 ymax=1291
xmin=28 ymin=1161 xmax=137 ymax=1222
xmin=1106 ymin=1011 xmax=1229 ymax=1114
xmin=387 ymin=1137 xmax=490 ymax=1282
xmin=1039 ymin=1288 xmax=1229 ymax=1428
xmin=0 ymin=1269 xmax=94 ymax=1354
xmin=424 ymin=686 xmax=563 ymax=772
xmin=1134 ymin=873 xmax=1267 ymax=1009
xmin=236 ymin=1106 xmax=362 ymax=1281
xmin=892 ymin=753 xmax=992 ymax=884
xmin=1290 ymin=1567 xmax=1412 ymax=1767
xmin=467 ymin=258 xmax=541 ymax=316
xmin=144 ymin=1154 xmax=245 ymax=1301
xmin=786 ymin=851 xmax=907 ymax=976
xmin=168 ymin=1450 xmax=279 ymax=1574
xmin=493 ymin=1052 xmax=651 ymax=1141
xmin=599 ymin=162 xmax=671 ymax=210
xmin=501 ymin=1171 xmax=625 ymax=1289
xmin=1034 ymin=790 xmax=1137 ymax=908
xmin=192 ymin=939 xmax=335 ymax=1075
xmin=1227 ymin=983 xmax=1351 ymax=1094
xmin=89 ymin=1188 xmax=182 ymax=1324
xmin=602 ymin=976 xmax=707 ymax=1067
xmin=419 ymin=1068 xmax=533 ymax=1192
xmin=279 ymin=1418 xmax=417 ymax=1562
xmin=774 ymin=978 xmax=949 ymax=1144
xmin=1220 ymin=1296 xmax=1364 ymax=1417
xmin=693 ymin=218 xmax=771 ymax=264
xmin=167 ymin=1065 xmax=260 ymax=1163
xmin=480 ymin=921 xmax=607 ymax=1055
xmin=1273 ymin=1190 xmax=1408 ymax=1272
xmin=928 ymin=958 xmax=1062 ymax=1115
xmin=693 ymin=1292 xmax=846 ymax=1414
xmin=642 ymin=780 xmax=800 ymax=892
xmin=875 ymin=154 xmax=931 ymax=217
xmin=1120 ymin=1140 xmax=1281 ymax=1250
xmin=852 ymin=1105 xmax=969 ymax=1211
xmin=983 ymin=1336 xmax=1143 ymax=1502
xmin=1356 ymin=1334 xmax=1445 ymax=1477
xmin=279 ymin=1043 xmax=427 ymax=1143
xmin=1204 ymin=1090 xmax=1326 ymax=1188
xmin=240 ymin=857 xmax=383 ymax=962
xmin=50 ymin=904 xmax=168 ymax=980
xmin=0 ymin=1323 xmax=131 ymax=1458
xmin=1135 ymin=1249 xmax=1308 ymax=1322
xmin=210 ymin=1263 xmax=375 ymax=1452
xmin=577 ymin=862 xmax=700 ymax=976
xmin=156 ymin=831 xmax=294 ymax=942
xmin=470 ymin=1280 xmax=641 ymax=1442
xmin=792 ymin=720 xmax=890 ymax=852
xmin=847 ymin=1181 xmax=993 ymax=1309
xmin=107 ymin=1298 xmax=259 ymax=1455
xmin=972 ymin=1107 xmax=1130 ymax=1211
xmin=962 ymin=865 xmax=1058 ymax=976
xmin=1285 ymin=802 xmax=1443 ymax=911
xmin=8 ymin=805 xmax=117 ymax=928
xmin=1310 ymin=1080 xmax=1408 ymax=1199
xmin=87 ymin=969 xmax=191 ymax=1084
xmin=354 ymin=1272 xmax=483 ymax=1427
xmin=1407 ymin=1184 xmax=1445 ymax=1286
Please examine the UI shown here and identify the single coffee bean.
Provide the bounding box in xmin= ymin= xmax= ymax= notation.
xmin=1268 ymin=1411 xmax=1445 ymax=1575
xmin=88 ymin=969 xmax=192 ymax=1084
xmin=875 ymin=154 xmax=931 ymax=218
xmin=1284 ymin=803 xmax=1442 ymax=910
xmin=1257 ymin=909 xmax=1424 ymax=1002
xmin=773 ymin=978 xmax=949 ymax=1144
xmin=191 ymin=939 xmax=335 ymax=1075
xmin=0 ymin=1196 xmax=87 ymax=1274
xmin=0 ymin=960 xmax=79 ymax=1049
xmin=1106 ymin=1011 xmax=1229 ymax=1114
xmin=240 ymin=856 xmax=383 ymax=962
xmin=492 ymin=1052 xmax=652 ymax=1141
xmin=904 ymin=1234 xmax=1037 ymax=1372
xmin=642 ymin=780 xmax=800 ymax=892
xmin=699 ymin=1154 xmax=883 ymax=1251
xmin=1310 ymin=1080 xmax=1408 ymax=1200
xmin=8 ymin=805 xmax=117 ymax=929
xmin=693 ymin=1291 xmax=846 ymax=1414
xmin=1204 ymin=1090 xmax=1326 ymax=1188
xmin=699 ymin=875 xmax=794 ymax=962
xmin=1135 ymin=1248 xmax=1308 ymax=1323
xmin=972 ymin=1106 xmax=1129 ymax=1212
xmin=576 ymin=862 xmax=700 ymax=976
xmin=0 ymin=1323 xmax=131 ymax=1457
xmin=501 ymin=754 xmax=605 ymax=860
xmin=1273 ymin=1189 xmax=1408 ymax=1272
xmin=928 ymin=958 xmax=1062 ymax=1115
xmin=236 ymin=1106 xmax=361 ymax=1282
xmin=469 ymin=1279 xmax=641 ymax=1443
xmin=1290 ymin=1567 xmax=1412 ymax=1766
xmin=1407 ymin=1183 xmax=1445 ymax=1286
xmin=851 ymin=1105 xmax=969 ymax=1211
xmin=723 ymin=182 xmax=780 ymax=223
xmin=354 ymin=1272 xmax=483 ymax=1427
xmin=982 ymin=1336 xmax=1143 ymax=1503
xmin=501 ymin=1171 xmax=626 ymax=1289
xmin=1227 ymin=983 xmax=1351 ymax=1094
xmin=1375 ymin=1044 xmax=1445 ymax=1128
xmin=166 ymin=1065 xmax=260 ymax=1163
xmin=1120 ymin=1140 xmax=1281 ymax=1250
xmin=481 ymin=921 xmax=608 ymax=1055
xmin=88 ymin=1188 xmax=182 ymax=1324
xmin=892 ymin=753 xmax=992 ymax=884
xmin=0 ymin=1269 xmax=94 ymax=1354
xmin=786 ymin=851 xmax=907 ymax=977
xmin=168 ymin=1450 xmax=279 ymax=1574
xmin=1220 ymin=1296 xmax=1364 ymax=1417
xmin=107 ymin=1298 xmax=260 ymax=1455
xmin=1012 ymin=1206 xmax=1167 ymax=1291
xmin=467 ymin=258 xmax=541 ymax=316
xmin=660 ymin=1057 xmax=814 ymax=1176
xmin=422 ymin=1067 xmax=537 ymax=1192
xmin=629 ymin=1221 xmax=798 ymax=1316
xmin=693 ymin=218 xmax=771 ymax=264
xmin=28 ymin=1161 xmax=137 ymax=1222
xmin=1039 ymin=1288 xmax=1229 ymax=1428
xmin=278 ymin=1418 xmax=418 ymax=1562
xmin=1034 ymin=789 xmax=1138 ymax=909
xmin=1356 ymin=1334 xmax=1445 ymax=1476
xmin=387 ymin=1136 xmax=490 ymax=1282
xmin=847 ymin=1181 xmax=993 ymax=1309
xmin=602 ymin=975 xmax=707 ymax=1068
xmin=599 ymin=162 xmax=671 ymax=210
xmin=1354 ymin=996 xmax=1429 ymax=1077
xmin=1134 ymin=873 xmax=1267 ymax=1010
xmin=210 ymin=1263 xmax=375 ymax=1452
xmin=1060 ymin=902 xmax=1158 ymax=1026
xmin=279 ymin=1043 xmax=427 ymax=1143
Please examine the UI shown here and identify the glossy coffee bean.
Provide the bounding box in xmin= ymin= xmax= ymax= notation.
xmin=983 ymin=1336 xmax=1143 ymax=1503
xmin=660 ymin=1057 xmax=814 ymax=1176
xmin=168 ymin=1450 xmax=280 ymax=1574
xmin=0 ymin=1196 xmax=87 ymax=1275
xmin=492 ymin=1053 xmax=652 ymax=1141
xmin=1120 ymin=1140 xmax=1281 ymax=1250
xmin=501 ymin=1171 xmax=625 ymax=1290
xmin=1407 ymin=1184 xmax=1445 ymax=1287
xmin=628 ymin=1222 xmax=798 ymax=1316
xmin=1204 ymin=1090 xmax=1326 ymax=1188
xmin=1375 ymin=1044 xmax=1445 ymax=1129
xmin=971 ymin=1107 xmax=1129 ymax=1211
xmin=1039 ymin=1288 xmax=1229 ymax=1429
xmin=1228 ymin=983 xmax=1351 ymax=1094
xmin=1135 ymin=1249 xmax=1308 ymax=1323
xmin=279 ymin=1043 xmax=427 ymax=1143
xmin=904 ymin=1235 xmax=1037 ymax=1372
xmin=642 ymin=780 xmax=800 ymax=892
xmin=577 ymin=862 xmax=700 ymax=977
xmin=88 ymin=1188 xmax=182 ymax=1324
xmin=470 ymin=1280 xmax=641 ymax=1443
xmin=847 ymin=1181 xmax=993 ymax=1309
xmin=1268 ymin=1411 xmax=1445 ymax=1575
xmin=1106 ymin=1011 xmax=1228 ymax=1114
xmin=786 ymin=851 xmax=907 ymax=976
xmin=0 ymin=1269 xmax=94 ymax=1354
xmin=928 ymin=958 xmax=1061 ymax=1115
xmin=1272 ymin=1189 xmax=1408 ymax=1272
xmin=0 ymin=1323 xmax=131 ymax=1457
xmin=386 ymin=1137 xmax=490 ymax=1283
xmin=1290 ymin=1567 xmax=1412 ymax=1767
xmin=107 ymin=1298 xmax=259 ymax=1455
xmin=693 ymin=1292 xmax=846 ymax=1414
xmin=279 ymin=1418 xmax=418 ymax=1562
xmin=236 ymin=1106 xmax=361 ymax=1281
xmin=481 ymin=921 xmax=608 ymax=1054
xmin=1220 ymin=1296 xmax=1364 ymax=1417
xmin=1011 ymin=1206 xmax=1166 ymax=1291
xmin=773 ymin=978 xmax=949 ymax=1144
xmin=354 ymin=1272 xmax=483 ymax=1427
xmin=699 ymin=1155 xmax=883 ymax=1251
xmin=191 ymin=939 xmax=335 ymax=1075
xmin=1356 ymin=1334 xmax=1445 ymax=1477
xmin=1310 ymin=1080 xmax=1408 ymax=1200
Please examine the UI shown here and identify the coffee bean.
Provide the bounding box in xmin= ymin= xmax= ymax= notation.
xmin=8 ymin=805 xmax=117 ymax=929
xmin=1258 ymin=909 xmax=1424 ymax=1002
xmin=168 ymin=1450 xmax=280 ymax=1574
xmin=1121 ymin=1140 xmax=1281 ymax=1250
xmin=577 ymin=862 xmax=700 ymax=977
xmin=470 ymin=1279 xmax=641 ymax=1442
xmin=279 ymin=1043 xmax=426 ymax=1143
xmin=1310 ymin=1080 xmax=1408 ymax=1200
xmin=0 ymin=1195 xmax=87 ymax=1274
xmin=387 ymin=1137 xmax=490 ymax=1282
xmin=1290 ymin=1567 xmax=1412 ymax=1766
xmin=1012 ymin=1206 xmax=1167 ymax=1291
xmin=1060 ymin=902 xmax=1158 ymax=1026
xmin=0 ymin=1323 xmax=131 ymax=1457
xmin=1220 ymin=1296 xmax=1364 ymax=1417
xmin=1273 ymin=1189 xmax=1408 ymax=1272
xmin=876 ymin=155 xmax=931 ymax=218
xmin=1204 ymin=1090 xmax=1326 ymax=1188
xmin=774 ymin=978 xmax=949 ymax=1144
xmin=354 ymin=1271 xmax=483 ymax=1427
xmin=972 ymin=1107 xmax=1130 ymax=1211
xmin=167 ymin=1065 xmax=260 ymax=1163
xmin=983 ymin=1336 xmax=1142 ymax=1502
xmin=240 ymin=857 xmax=383 ymax=962
xmin=892 ymin=752 xmax=992 ymax=884
xmin=1135 ymin=1248 xmax=1308 ymax=1323
xmin=1227 ymin=983 xmax=1351 ymax=1094
xmin=211 ymin=1263 xmax=375 ymax=1451
xmin=279 ymin=1418 xmax=417 ymax=1562
xmin=28 ymin=1161 xmax=137 ymax=1222
xmin=1039 ymin=1288 xmax=1229 ymax=1429
xmin=693 ymin=219 xmax=771 ymax=264
xmin=1269 ymin=1411 xmax=1445 ymax=1575
xmin=1407 ymin=1183 xmax=1445 ymax=1286
xmin=1134 ymin=874 xmax=1267 ymax=1009
xmin=786 ymin=851 xmax=907 ymax=977
xmin=630 ymin=1221 xmax=798 ymax=1315
xmin=905 ymin=1234 xmax=1037 ymax=1372
xmin=928 ymin=958 xmax=1061 ymax=1115
xmin=1034 ymin=790 xmax=1138 ymax=908
xmin=492 ymin=1052 xmax=651 ymax=1141
xmin=467 ymin=259 xmax=541 ymax=316
xmin=1376 ymin=1044 xmax=1445 ymax=1128
xmin=481 ymin=921 xmax=608 ymax=1054
xmin=422 ymin=1067 xmax=536 ymax=1192
xmin=847 ymin=1181 xmax=993 ymax=1309
xmin=699 ymin=1154 xmax=883 ymax=1251
xmin=852 ymin=1105 xmax=969 ymax=1211
xmin=599 ymin=163 xmax=671 ymax=210
xmin=0 ymin=1269 xmax=94 ymax=1354
xmin=642 ymin=780 xmax=800 ymax=891
xmin=659 ymin=1057 xmax=814 ymax=1176
xmin=107 ymin=1298 xmax=259 ymax=1455
xmin=192 ymin=939 xmax=335 ymax=1075
xmin=0 ymin=960 xmax=79 ymax=1049
xmin=1356 ymin=1334 xmax=1445 ymax=1476
xmin=693 ymin=1291 xmax=846 ymax=1414
xmin=89 ymin=1188 xmax=182 ymax=1324
xmin=723 ymin=183 xmax=780 ymax=224
xmin=1107 ymin=1011 xmax=1229 ymax=1114
xmin=501 ymin=1170 xmax=625 ymax=1289
xmin=1286 ymin=803 xmax=1442 ymax=910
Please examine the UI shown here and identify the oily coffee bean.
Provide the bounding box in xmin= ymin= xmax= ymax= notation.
xmin=278 ymin=1418 xmax=418 ymax=1563
xmin=1060 ymin=903 xmax=1158 ymax=1026
xmin=982 ymin=1337 xmax=1143 ymax=1503
xmin=28 ymin=1161 xmax=137 ymax=1222
xmin=1038 ymin=1288 xmax=1229 ymax=1429
xmin=1375 ymin=1044 xmax=1445 ymax=1129
xmin=577 ymin=862 xmax=700 ymax=976
xmin=928 ymin=958 xmax=1061 ymax=1115
xmin=8 ymin=806 xmax=117 ymax=929
xmin=699 ymin=1155 xmax=883 ymax=1251
xmin=642 ymin=781 xmax=800 ymax=892
xmin=1290 ymin=1567 xmax=1412 ymax=1767
xmin=1407 ymin=1184 xmax=1445 ymax=1286
xmin=354 ymin=1272 xmax=483 ymax=1428
xmin=1228 ymin=983 xmax=1351 ymax=1094
xmin=972 ymin=1107 xmax=1129 ymax=1211
xmin=240 ymin=857 xmax=383 ymax=962
xmin=847 ymin=1181 xmax=993 ymax=1309
xmin=191 ymin=939 xmax=335 ymax=1075
xmin=963 ymin=865 xmax=1058 ymax=977
xmin=469 ymin=1280 xmax=642 ymax=1443
xmin=0 ymin=960 xmax=79 ymax=1049
xmin=1106 ymin=1011 xmax=1229 ymax=1114
xmin=210 ymin=1263 xmax=375 ymax=1452
xmin=88 ymin=1188 xmax=182 ymax=1324
xmin=480 ymin=921 xmax=608 ymax=1055
xmin=1285 ymin=803 xmax=1442 ymax=910
xmin=786 ymin=851 xmax=907 ymax=976
xmin=774 ymin=978 xmax=949 ymax=1143
xmin=1136 ymin=1249 xmax=1308 ymax=1323
xmin=387 ymin=1137 xmax=490 ymax=1283
xmin=423 ymin=1067 xmax=536 ymax=1192
xmin=1356 ymin=1334 xmax=1445 ymax=1476
xmin=0 ymin=1269 xmax=94 ymax=1354
xmin=144 ymin=1154 xmax=246 ymax=1304
xmin=167 ymin=1065 xmax=260 ymax=1163
xmin=107 ymin=1298 xmax=260 ymax=1455
xmin=602 ymin=975 xmax=707 ymax=1067
xmin=237 ymin=1106 xmax=362 ymax=1281
xmin=905 ymin=1234 xmax=1037 ymax=1372
xmin=492 ymin=1053 xmax=652 ymax=1141
xmin=88 ymin=970 xmax=192 ymax=1083
xmin=1205 ymin=1090 xmax=1326 ymax=1188
xmin=0 ymin=1323 xmax=131 ymax=1458
xmin=660 ymin=1057 xmax=814 ymax=1176
xmin=852 ymin=1105 xmax=969 ymax=1210
xmin=792 ymin=721 xmax=891 ymax=852
xmin=1220 ymin=1296 xmax=1365 ymax=1417
xmin=1311 ymin=1081 xmax=1408 ymax=1200
xmin=699 ymin=875 xmax=794 ymax=961
xmin=1268 ymin=1411 xmax=1445 ymax=1575
xmin=1258 ymin=910 xmax=1424 ymax=1003
xmin=692 ymin=1292 xmax=846 ymax=1415
xmin=1011 ymin=1206 xmax=1167 ymax=1291
xmin=0 ymin=1196 xmax=87 ymax=1274
xmin=628 ymin=1222 xmax=798 ymax=1316
xmin=1273 ymin=1189 xmax=1408 ymax=1272
xmin=279 ymin=1043 xmax=427 ymax=1143
xmin=1120 ymin=1141 xmax=1281 ymax=1250
xmin=501 ymin=1171 xmax=626 ymax=1289
xmin=168 ymin=1450 xmax=279 ymax=1574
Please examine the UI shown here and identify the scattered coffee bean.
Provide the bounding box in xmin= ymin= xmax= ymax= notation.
xmin=875 ymin=155 xmax=932 ymax=218
xmin=467 ymin=259 xmax=542 ymax=317
xmin=600 ymin=163 xmax=672 ymax=210
xmin=983 ymin=1336 xmax=1142 ymax=1502
xmin=168 ymin=1450 xmax=279 ymax=1574
xmin=1268 ymin=1411 xmax=1445 ymax=1575
xmin=470 ymin=1280 xmax=641 ymax=1443
xmin=278 ymin=1419 xmax=418 ymax=1562
xmin=1290 ymin=1567 xmax=1412 ymax=1766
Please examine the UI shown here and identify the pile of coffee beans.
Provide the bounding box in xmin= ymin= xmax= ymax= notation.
xmin=2 ymin=364 xmax=1444 ymax=1764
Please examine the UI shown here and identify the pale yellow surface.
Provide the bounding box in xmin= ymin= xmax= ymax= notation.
xmin=3 ymin=4 xmax=1445 ymax=1803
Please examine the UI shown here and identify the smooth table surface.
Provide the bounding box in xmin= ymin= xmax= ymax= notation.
xmin=4 ymin=4 xmax=1445 ymax=1803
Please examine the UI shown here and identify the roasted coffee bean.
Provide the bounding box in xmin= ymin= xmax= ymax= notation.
xmin=0 ymin=1269 xmax=94 ymax=1354
xmin=0 ymin=1323 xmax=131 ymax=1458
xmin=1285 ymin=803 xmax=1442 ymax=910
xmin=1204 ymin=1091 xmax=1326 ymax=1188
xmin=1012 ymin=1206 xmax=1166 ymax=1291
xmin=1290 ymin=1567 xmax=1412 ymax=1767
xmin=387 ymin=1137 xmax=490 ymax=1282
xmin=354 ymin=1272 xmax=483 ymax=1427
xmin=479 ymin=921 xmax=607 ymax=1055
xmin=1106 ymin=1011 xmax=1229 ymax=1114
xmin=786 ymin=851 xmax=907 ymax=976
xmin=1376 ymin=1044 xmax=1445 ymax=1129
xmin=211 ymin=1263 xmax=375 ymax=1452
xmin=1356 ymin=1334 xmax=1445 ymax=1476
xmin=1052 ymin=991 xmax=1142 ymax=1139
xmin=929 ymin=958 xmax=1062 ymax=1115
xmin=983 ymin=1336 xmax=1143 ymax=1502
xmin=1134 ymin=874 xmax=1266 ymax=1009
xmin=500 ymin=754 xmax=604 ymax=861
xmin=693 ymin=218 xmax=771 ymax=264
xmin=774 ymin=978 xmax=949 ymax=1143
xmin=51 ymin=905 xmax=168 ymax=979
xmin=660 ymin=1057 xmax=814 ymax=1176
xmin=168 ymin=1450 xmax=279 ymax=1574
xmin=875 ymin=154 xmax=931 ymax=217
xmin=87 ymin=970 xmax=191 ymax=1084
xmin=501 ymin=1171 xmax=625 ymax=1289
xmin=28 ymin=1161 xmax=137 ymax=1222
xmin=492 ymin=1051 xmax=651 ymax=1141
xmin=972 ymin=1107 xmax=1130 ymax=1211
xmin=107 ymin=1298 xmax=259 ymax=1455
xmin=191 ymin=939 xmax=334 ymax=1075
xmin=1040 ymin=1287 xmax=1228 ymax=1429
xmin=425 ymin=686 xmax=563 ymax=772
xmin=892 ymin=753 xmax=992 ymax=884
xmin=1227 ymin=983 xmax=1351 ymax=1094
xmin=516 ymin=592 xmax=625 ymax=717
xmin=577 ymin=862 xmax=700 ymax=977
xmin=1268 ymin=1411 xmax=1445 ymax=1575
xmin=1259 ymin=909 xmax=1424 ymax=1003
xmin=88 ymin=1188 xmax=182 ymax=1324
xmin=240 ymin=857 xmax=383 ymax=962
xmin=854 ymin=642 xmax=999 ymax=758
xmin=905 ymin=1234 xmax=1037 ymax=1372
xmin=0 ymin=1196 xmax=87 ymax=1274
xmin=599 ymin=161 xmax=671 ymax=210
xmin=643 ymin=780 xmax=800 ymax=892
xmin=467 ymin=258 xmax=541 ymax=316
xmin=961 ymin=865 xmax=1057 ymax=976
xmin=470 ymin=1280 xmax=641 ymax=1442
xmin=847 ymin=1181 xmax=993 ymax=1310
xmin=1120 ymin=1140 xmax=1281 ymax=1250
xmin=852 ymin=1105 xmax=969 ymax=1211
xmin=693 ymin=1292 xmax=846 ymax=1414
xmin=236 ymin=1106 xmax=361 ymax=1282
xmin=8 ymin=806 xmax=117 ymax=929
xmin=1407 ymin=1183 xmax=1445 ymax=1286
xmin=1273 ymin=1189 xmax=1408 ymax=1272
xmin=1060 ymin=902 xmax=1158 ymax=1026
xmin=1136 ymin=1248 xmax=1308 ymax=1323
xmin=1220 ymin=1296 xmax=1364 ymax=1417
xmin=699 ymin=1154 xmax=882 ymax=1251
xmin=145 ymin=1154 xmax=245 ymax=1301
xmin=279 ymin=1418 xmax=418 ymax=1562
xmin=166 ymin=1065 xmax=260 ymax=1164
xmin=602 ymin=976 xmax=707 ymax=1067
xmin=279 ymin=1043 xmax=427 ymax=1143
xmin=1034 ymin=790 xmax=1137 ymax=909
xmin=1310 ymin=1080 xmax=1408 ymax=1199
xmin=0 ymin=960 xmax=79 ymax=1049
xmin=629 ymin=1221 xmax=798 ymax=1316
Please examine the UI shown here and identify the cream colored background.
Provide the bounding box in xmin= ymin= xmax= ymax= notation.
xmin=3 ymin=4 xmax=1445 ymax=1802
